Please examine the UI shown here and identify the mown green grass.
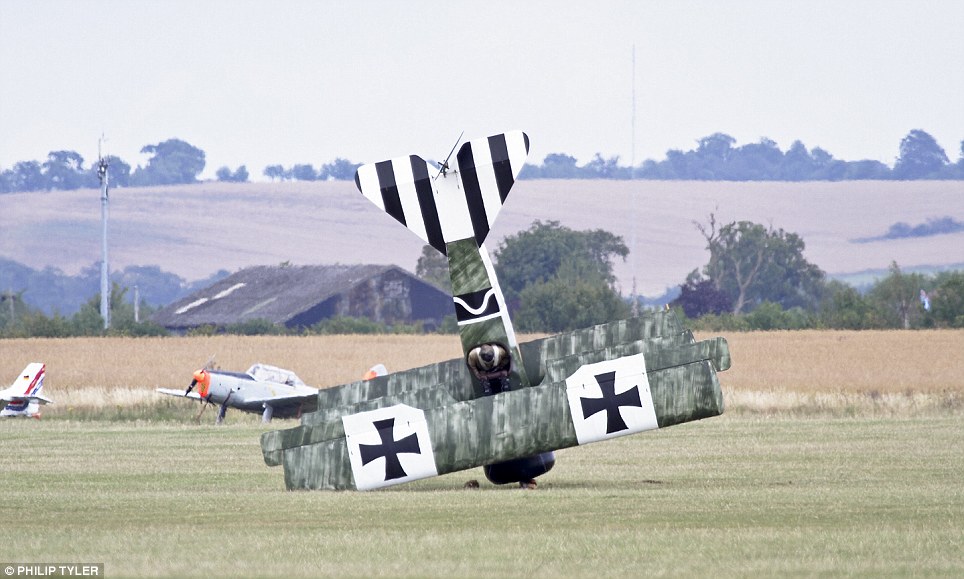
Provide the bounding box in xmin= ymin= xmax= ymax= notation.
xmin=2 ymin=415 xmax=962 ymax=577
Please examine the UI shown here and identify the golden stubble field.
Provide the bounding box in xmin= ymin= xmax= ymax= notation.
xmin=2 ymin=330 xmax=962 ymax=417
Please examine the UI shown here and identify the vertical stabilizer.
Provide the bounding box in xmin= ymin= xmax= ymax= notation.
xmin=1 ymin=363 xmax=51 ymax=417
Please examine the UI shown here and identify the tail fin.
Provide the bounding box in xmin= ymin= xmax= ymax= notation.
xmin=2 ymin=363 xmax=52 ymax=416
xmin=354 ymin=131 xmax=529 ymax=255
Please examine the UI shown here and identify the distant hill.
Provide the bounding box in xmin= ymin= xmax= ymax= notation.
xmin=1 ymin=180 xmax=962 ymax=311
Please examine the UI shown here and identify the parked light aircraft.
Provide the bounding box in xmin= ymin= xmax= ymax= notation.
xmin=1 ymin=362 xmax=52 ymax=419
xmin=157 ymin=363 xmax=320 ymax=424
xmin=261 ymin=130 xmax=730 ymax=490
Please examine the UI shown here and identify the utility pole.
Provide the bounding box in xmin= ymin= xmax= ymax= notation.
xmin=631 ymin=43 xmax=636 ymax=173
xmin=98 ymin=136 xmax=110 ymax=330
xmin=3 ymin=289 xmax=15 ymax=324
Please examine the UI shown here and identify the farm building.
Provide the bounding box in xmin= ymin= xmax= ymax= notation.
xmin=151 ymin=264 xmax=452 ymax=332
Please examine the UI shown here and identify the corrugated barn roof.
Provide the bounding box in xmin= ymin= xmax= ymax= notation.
xmin=152 ymin=264 xmax=450 ymax=330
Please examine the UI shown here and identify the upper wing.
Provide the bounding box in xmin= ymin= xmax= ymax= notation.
xmin=354 ymin=131 xmax=529 ymax=254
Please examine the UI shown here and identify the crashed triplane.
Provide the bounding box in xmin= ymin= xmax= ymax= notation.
xmin=261 ymin=130 xmax=730 ymax=490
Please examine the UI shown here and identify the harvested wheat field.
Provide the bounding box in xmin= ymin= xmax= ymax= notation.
xmin=1 ymin=329 xmax=962 ymax=418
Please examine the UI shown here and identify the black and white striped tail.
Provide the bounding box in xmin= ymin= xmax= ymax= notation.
xmin=354 ymin=131 xmax=529 ymax=255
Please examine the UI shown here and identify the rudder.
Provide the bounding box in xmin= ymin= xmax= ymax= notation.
xmin=354 ymin=131 xmax=529 ymax=254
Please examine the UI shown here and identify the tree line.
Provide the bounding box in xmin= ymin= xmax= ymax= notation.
xmin=464 ymin=220 xmax=964 ymax=333
xmin=521 ymin=130 xmax=964 ymax=180
xmin=1 ymin=218 xmax=961 ymax=338
xmin=4 ymin=129 xmax=963 ymax=194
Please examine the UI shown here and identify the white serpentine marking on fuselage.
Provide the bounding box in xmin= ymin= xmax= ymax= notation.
xmin=455 ymin=311 xmax=503 ymax=326
xmin=452 ymin=288 xmax=498 ymax=316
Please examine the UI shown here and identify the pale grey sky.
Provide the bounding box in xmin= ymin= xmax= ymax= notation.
xmin=2 ymin=0 xmax=962 ymax=180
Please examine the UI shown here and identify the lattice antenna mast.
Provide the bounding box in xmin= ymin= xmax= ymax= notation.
xmin=97 ymin=135 xmax=110 ymax=329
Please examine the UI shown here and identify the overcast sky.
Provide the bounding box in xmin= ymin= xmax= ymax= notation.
xmin=2 ymin=0 xmax=962 ymax=180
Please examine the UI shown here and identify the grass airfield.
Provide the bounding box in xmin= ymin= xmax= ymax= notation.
xmin=2 ymin=331 xmax=964 ymax=577
xmin=4 ymin=415 xmax=963 ymax=576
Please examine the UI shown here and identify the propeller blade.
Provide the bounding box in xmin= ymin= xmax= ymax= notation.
xmin=185 ymin=378 xmax=197 ymax=395
xmin=434 ymin=130 xmax=464 ymax=180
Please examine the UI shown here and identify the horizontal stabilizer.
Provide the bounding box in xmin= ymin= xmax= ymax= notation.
xmin=354 ymin=131 xmax=529 ymax=254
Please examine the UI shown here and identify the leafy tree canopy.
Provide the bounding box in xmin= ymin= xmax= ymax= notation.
xmin=216 ymin=165 xmax=249 ymax=182
xmin=415 ymin=245 xmax=451 ymax=293
xmin=494 ymin=220 xmax=628 ymax=303
xmin=494 ymin=221 xmax=629 ymax=330
xmin=132 ymin=138 xmax=206 ymax=186
xmin=696 ymin=215 xmax=825 ymax=314
xmin=893 ymin=129 xmax=949 ymax=179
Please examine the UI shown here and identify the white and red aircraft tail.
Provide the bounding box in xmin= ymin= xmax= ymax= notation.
xmin=1 ymin=363 xmax=52 ymax=419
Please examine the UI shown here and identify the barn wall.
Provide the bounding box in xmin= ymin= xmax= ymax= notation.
xmin=285 ymin=297 xmax=339 ymax=329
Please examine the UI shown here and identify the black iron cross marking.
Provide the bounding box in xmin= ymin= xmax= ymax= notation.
xmin=580 ymin=371 xmax=643 ymax=434
xmin=359 ymin=418 xmax=422 ymax=481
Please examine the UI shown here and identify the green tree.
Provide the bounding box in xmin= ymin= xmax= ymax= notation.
xmin=514 ymin=263 xmax=630 ymax=332
xmin=8 ymin=160 xmax=45 ymax=192
xmin=893 ymin=129 xmax=949 ymax=179
xmin=540 ymin=154 xmax=579 ymax=179
xmin=781 ymin=140 xmax=817 ymax=180
xmin=0 ymin=290 xmax=30 ymax=334
xmin=415 ymin=245 xmax=451 ymax=292
xmin=320 ymin=158 xmax=362 ymax=180
xmin=867 ymin=262 xmax=927 ymax=329
xmin=494 ymin=220 xmax=628 ymax=307
xmin=494 ymin=221 xmax=629 ymax=330
xmin=70 ymin=282 xmax=167 ymax=336
xmin=132 ymin=138 xmax=206 ymax=185
xmin=697 ymin=215 xmax=825 ymax=314
xmin=928 ymin=271 xmax=964 ymax=328
xmin=96 ymin=155 xmax=132 ymax=188
xmin=671 ymin=270 xmax=732 ymax=318
xmin=731 ymin=138 xmax=784 ymax=180
xmin=263 ymin=164 xmax=286 ymax=181
xmin=818 ymin=280 xmax=881 ymax=329
xmin=291 ymin=164 xmax=317 ymax=181
xmin=582 ymin=154 xmax=628 ymax=179
xmin=216 ymin=165 xmax=249 ymax=182
xmin=42 ymin=150 xmax=86 ymax=190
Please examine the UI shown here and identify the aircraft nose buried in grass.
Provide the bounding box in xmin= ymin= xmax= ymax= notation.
xmin=260 ymin=130 xmax=731 ymax=490
xmin=157 ymin=363 xmax=319 ymax=424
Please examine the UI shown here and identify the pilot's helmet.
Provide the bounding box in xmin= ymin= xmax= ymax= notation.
xmin=479 ymin=344 xmax=495 ymax=364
